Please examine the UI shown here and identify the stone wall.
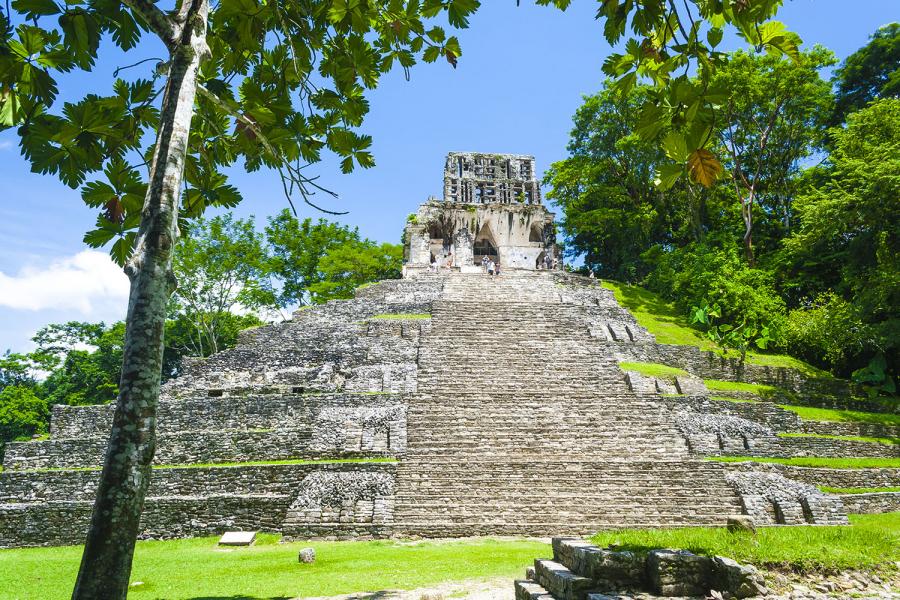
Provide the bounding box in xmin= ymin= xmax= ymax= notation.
xmin=725 ymin=471 xmax=847 ymax=525
xmin=837 ymin=492 xmax=900 ymax=514
xmin=50 ymin=393 xmax=405 ymax=439
xmin=0 ymin=463 xmax=396 ymax=548
xmin=801 ymin=420 xmax=900 ymax=439
xmin=616 ymin=343 xmax=887 ymax=412
xmin=746 ymin=464 xmax=900 ymax=489
xmin=662 ymin=395 xmax=802 ymax=431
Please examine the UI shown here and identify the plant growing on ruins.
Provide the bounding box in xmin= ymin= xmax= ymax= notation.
xmin=0 ymin=0 xmax=477 ymax=596
xmin=691 ymin=300 xmax=773 ymax=363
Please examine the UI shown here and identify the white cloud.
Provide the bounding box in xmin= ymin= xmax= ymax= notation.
xmin=0 ymin=140 xmax=13 ymax=150
xmin=0 ymin=250 xmax=129 ymax=314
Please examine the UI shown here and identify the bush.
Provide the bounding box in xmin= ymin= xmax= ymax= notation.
xmin=643 ymin=241 xmax=786 ymax=345
xmin=782 ymin=293 xmax=874 ymax=376
xmin=0 ymin=385 xmax=49 ymax=443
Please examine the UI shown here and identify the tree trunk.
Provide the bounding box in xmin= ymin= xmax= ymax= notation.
xmin=742 ymin=210 xmax=755 ymax=267
xmin=71 ymin=3 xmax=208 ymax=598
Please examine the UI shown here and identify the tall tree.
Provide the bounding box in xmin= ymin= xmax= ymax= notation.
xmin=263 ymin=210 xmax=359 ymax=311
xmin=712 ymin=48 xmax=834 ymax=263
xmin=308 ymin=238 xmax=402 ymax=302
xmin=784 ymin=98 xmax=900 ymax=371
xmin=831 ymin=23 xmax=900 ymax=124
xmin=544 ymin=85 xmax=699 ymax=280
xmin=170 ymin=214 xmax=267 ymax=355
xmin=1 ymin=1 xmax=478 ymax=595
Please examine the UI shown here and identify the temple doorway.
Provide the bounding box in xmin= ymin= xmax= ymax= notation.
xmin=473 ymin=223 xmax=499 ymax=266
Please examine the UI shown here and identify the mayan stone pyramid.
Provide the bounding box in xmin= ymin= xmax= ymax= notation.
xmin=3 ymin=152 xmax=894 ymax=548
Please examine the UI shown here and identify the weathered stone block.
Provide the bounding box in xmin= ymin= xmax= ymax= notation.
xmin=218 ymin=531 xmax=256 ymax=546
xmin=726 ymin=515 xmax=756 ymax=534
xmin=298 ymin=547 xmax=316 ymax=563
xmin=646 ymin=549 xmax=712 ymax=596
xmin=711 ymin=556 xmax=767 ymax=598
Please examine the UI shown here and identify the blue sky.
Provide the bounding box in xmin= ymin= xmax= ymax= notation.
xmin=0 ymin=0 xmax=896 ymax=353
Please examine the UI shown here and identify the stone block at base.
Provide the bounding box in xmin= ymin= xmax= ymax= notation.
xmin=218 ymin=531 xmax=256 ymax=546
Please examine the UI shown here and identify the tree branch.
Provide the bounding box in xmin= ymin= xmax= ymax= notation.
xmin=196 ymin=84 xmax=348 ymax=216
xmin=121 ymin=0 xmax=179 ymax=50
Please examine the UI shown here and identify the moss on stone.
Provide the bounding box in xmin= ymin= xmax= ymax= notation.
xmin=778 ymin=405 xmax=900 ymax=426
xmin=707 ymin=456 xmax=900 ymax=469
xmin=703 ymin=379 xmax=777 ymax=395
xmin=819 ymin=486 xmax=900 ymax=494
xmin=777 ymin=432 xmax=899 ymax=445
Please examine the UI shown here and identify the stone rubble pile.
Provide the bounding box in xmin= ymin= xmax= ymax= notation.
xmin=516 ymin=537 xmax=767 ymax=600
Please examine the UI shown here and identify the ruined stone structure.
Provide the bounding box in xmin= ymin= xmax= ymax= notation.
xmin=1 ymin=153 xmax=897 ymax=548
xmin=403 ymin=152 xmax=560 ymax=272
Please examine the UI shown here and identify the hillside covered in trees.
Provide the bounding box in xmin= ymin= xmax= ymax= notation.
xmin=546 ymin=24 xmax=899 ymax=391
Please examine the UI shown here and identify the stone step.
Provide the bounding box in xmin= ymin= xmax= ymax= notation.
xmin=534 ymin=559 xmax=599 ymax=600
xmin=515 ymin=579 xmax=554 ymax=600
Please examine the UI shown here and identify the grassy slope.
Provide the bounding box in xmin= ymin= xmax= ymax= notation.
xmin=601 ymin=281 xmax=828 ymax=377
xmin=591 ymin=513 xmax=899 ymax=572
xmin=0 ymin=536 xmax=548 ymax=600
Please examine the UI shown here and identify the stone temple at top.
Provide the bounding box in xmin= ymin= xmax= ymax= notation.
xmin=403 ymin=152 xmax=560 ymax=273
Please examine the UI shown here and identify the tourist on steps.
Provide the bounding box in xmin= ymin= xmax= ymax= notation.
xmin=495 ymin=262 xmax=501 ymax=277
xmin=487 ymin=258 xmax=495 ymax=277
xmin=481 ymin=255 xmax=488 ymax=273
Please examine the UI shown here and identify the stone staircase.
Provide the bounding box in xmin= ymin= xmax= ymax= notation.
xmin=392 ymin=272 xmax=743 ymax=536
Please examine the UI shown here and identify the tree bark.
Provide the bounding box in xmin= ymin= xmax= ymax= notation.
xmin=71 ymin=2 xmax=208 ymax=598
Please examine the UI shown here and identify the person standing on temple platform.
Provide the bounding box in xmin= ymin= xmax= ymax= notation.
xmin=589 ymin=270 xmax=595 ymax=280
xmin=487 ymin=258 xmax=495 ymax=277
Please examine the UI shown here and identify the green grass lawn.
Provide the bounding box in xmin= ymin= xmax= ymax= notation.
xmin=0 ymin=536 xmax=548 ymax=600
xmin=778 ymin=432 xmax=900 ymax=445
xmin=778 ymin=405 xmax=900 ymax=427
xmin=618 ymin=361 xmax=689 ymax=380
xmin=601 ymin=281 xmax=828 ymax=377
xmin=819 ymin=486 xmax=900 ymax=494
xmin=708 ymin=456 xmax=900 ymax=469
xmin=591 ymin=513 xmax=899 ymax=572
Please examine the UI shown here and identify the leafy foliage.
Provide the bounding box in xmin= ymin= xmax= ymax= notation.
xmin=0 ymin=0 xmax=482 ymax=265
xmin=831 ymin=23 xmax=900 ymax=124
xmin=263 ymin=210 xmax=359 ymax=309
xmin=170 ymin=214 xmax=269 ymax=355
xmin=549 ymin=32 xmax=897 ymax=383
xmin=0 ymin=385 xmax=49 ymax=443
xmin=308 ymin=240 xmax=402 ymax=303
xmin=782 ymin=98 xmax=900 ymax=379
xmin=541 ymin=0 xmax=803 ymax=188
